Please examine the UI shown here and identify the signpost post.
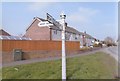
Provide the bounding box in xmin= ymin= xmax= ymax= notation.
xmin=60 ymin=12 xmax=66 ymax=81
xmin=47 ymin=12 xmax=66 ymax=80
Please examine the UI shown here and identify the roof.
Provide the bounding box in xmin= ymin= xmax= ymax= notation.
xmin=27 ymin=17 xmax=84 ymax=35
xmin=26 ymin=17 xmax=47 ymax=31
xmin=49 ymin=25 xmax=61 ymax=30
xmin=35 ymin=17 xmax=47 ymax=21
xmin=49 ymin=25 xmax=84 ymax=35
xmin=66 ymin=26 xmax=84 ymax=35
xmin=0 ymin=36 xmax=31 ymax=40
xmin=0 ymin=29 xmax=11 ymax=36
xmin=85 ymin=33 xmax=95 ymax=39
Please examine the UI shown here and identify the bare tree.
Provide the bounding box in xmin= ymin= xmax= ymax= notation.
xmin=104 ymin=36 xmax=115 ymax=46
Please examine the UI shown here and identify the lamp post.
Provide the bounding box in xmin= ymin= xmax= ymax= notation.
xmin=60 ymin=12 xmax=66 ymax=81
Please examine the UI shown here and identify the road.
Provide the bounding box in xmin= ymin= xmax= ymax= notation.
xmin=103 ymin=46 xmax=118 ymax=62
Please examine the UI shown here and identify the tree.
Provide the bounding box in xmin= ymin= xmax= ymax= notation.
xmin=104 ymin=36 xmax=115 ymax=46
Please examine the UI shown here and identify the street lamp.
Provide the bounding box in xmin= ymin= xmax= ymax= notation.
xmin=60 ymin=12 xmax=66 ymax=81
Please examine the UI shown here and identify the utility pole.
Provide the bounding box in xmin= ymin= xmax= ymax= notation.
xmin=60 ymin=12 xmax=66 ymax=81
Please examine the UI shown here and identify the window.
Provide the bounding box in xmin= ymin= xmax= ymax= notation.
xmin=0 ymin=36 xmax=3 ymax=39
xmin=65 ymin=32 xmax=67 ymax=34
xmin=75 ymin=37 xmax=77 ymax=40
xmin=75 ymin=34 xmax=78 ymax=40
xmin=54 ymin=30 xmax=57 ymax=34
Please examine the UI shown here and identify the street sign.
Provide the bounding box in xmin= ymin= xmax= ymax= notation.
xmin=46 ymin=13 xmax=62 ymax=29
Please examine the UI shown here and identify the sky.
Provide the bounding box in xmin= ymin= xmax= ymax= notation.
xmin=1 ymin=2 xmax=118 ymax=40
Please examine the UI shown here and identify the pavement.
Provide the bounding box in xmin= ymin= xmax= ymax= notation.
xmin=2 ymin=46 xmax=118 ymax=67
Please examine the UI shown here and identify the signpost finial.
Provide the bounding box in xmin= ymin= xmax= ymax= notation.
xmin=60 ymin=11 xmax=66 ymax=19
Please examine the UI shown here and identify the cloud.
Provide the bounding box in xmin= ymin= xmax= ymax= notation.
xmin=1 ymin=0 xmax=116 ymax=2
xmin=67 ymin=7 xmax=100 ymax=26
xmin=102 ymin=23 xmax=117 ymax=34
xmin=0 ymin=3 xmax=2 ymax=29
xmin=28 ymin=2 xmax=49 ymax=11
xmin=28 ymin=2 xmax=54 ymax=12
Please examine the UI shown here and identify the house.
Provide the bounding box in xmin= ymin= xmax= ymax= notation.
xmin=24 ymin=17 xmax=83 ymax=41
xmin=24 ymin=17 xmax=95 ymax=47
xmin=0 ymin=29 xmax=11 ymax=36
xmin=80 ymin=31 xmax=95 ymax=47
xmin=0 ymin=29 xmax=31 ymax=40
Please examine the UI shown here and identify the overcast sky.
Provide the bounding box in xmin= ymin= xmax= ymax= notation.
xmin=1 ymin=2 xmax=118 ymax=40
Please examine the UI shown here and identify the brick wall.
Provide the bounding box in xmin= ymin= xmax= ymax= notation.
xmin=24 ymin=19 xmax=50 ymax=40
xmin=2 ymin=40 xmax=80 ymax=63
xmin=2 ymin=40 xmax=80 ymax=52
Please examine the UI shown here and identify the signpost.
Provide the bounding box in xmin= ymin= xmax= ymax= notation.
xmin=60 ymin=12 xmax=66 ymax=81
xmin=46 ymin=13 xmax=62 ymax=29
xmin=47 ymin=13 xmax=66 ymax=81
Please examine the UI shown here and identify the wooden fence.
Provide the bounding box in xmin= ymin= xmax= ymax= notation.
xmin=2 ymin=40 xmax=80 ymax=52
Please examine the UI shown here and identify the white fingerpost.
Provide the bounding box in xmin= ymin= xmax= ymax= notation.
xmin=60 ymin=12 xmax=66 ymax=81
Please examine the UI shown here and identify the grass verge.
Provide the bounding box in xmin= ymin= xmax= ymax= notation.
xmin=2 ymin=52 xmax=117 ymax=79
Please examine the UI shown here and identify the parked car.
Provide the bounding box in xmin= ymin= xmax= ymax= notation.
xmin=90 ymin=45 xmax=93 ymax=48
xmin=107 ymin=43 xmax=112 ymax=47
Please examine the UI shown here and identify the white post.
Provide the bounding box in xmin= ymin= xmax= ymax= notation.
xmin=60 ymin=12 xmax=66 ymax=81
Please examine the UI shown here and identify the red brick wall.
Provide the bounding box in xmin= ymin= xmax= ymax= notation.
xmin=2 ymin=52 xmax=13 ymax=63
xmin=2 ymin=40 xmax=80 ymax=63
xmin=24 ymin=19 xmax=50 ymax=40
xmin=2 ymin=50 xmax=80 ymax=63
xmin=2 ymin=40 xmax=80 ymax=52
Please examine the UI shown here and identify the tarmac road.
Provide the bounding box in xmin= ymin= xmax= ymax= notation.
xmin=103 ymin=46 xmax=118 ymax=62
